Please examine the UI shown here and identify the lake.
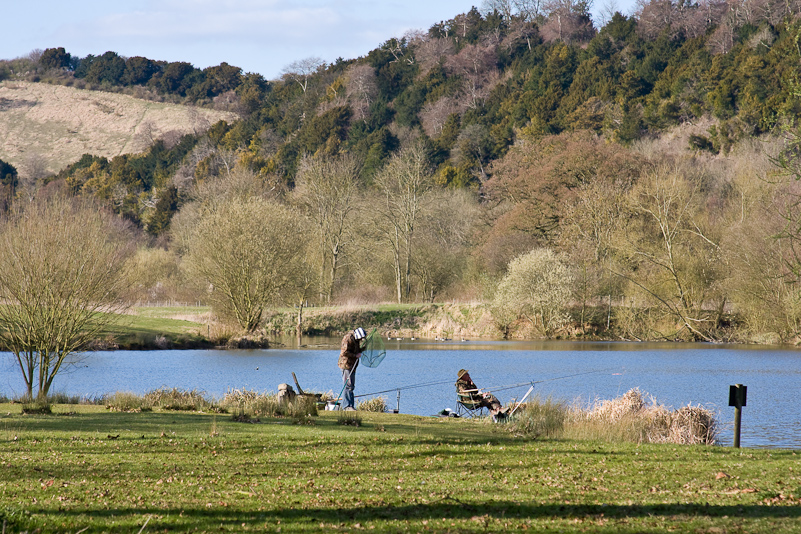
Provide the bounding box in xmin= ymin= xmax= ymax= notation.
xmin=1 ymin=338 xmax=799 ymax=449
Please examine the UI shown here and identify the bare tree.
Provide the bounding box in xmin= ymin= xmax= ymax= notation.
xmin=281 ymin=57 xmax=325 ymax=94
xmin=373 ymin=141 xmax=435 ymax=303
xmin=612 ymin=165 xmax=727 ymax=341
xmin=482 ymin=0 xmax=518 ymax=19
xmin=597 ymin=0 xmax=621 ymax=25
xmin=445 ymin=40 xmax=501 ymax=109
xmin=407 ymin=33 xmax=454 ymax=76
xmin=542 ymin=0 xmax=595 ymax=43
xmin=413 ymin=188 xmax=479 ymax=302
xmin=294 ymin=152 xmax=363 ymax=302
xmin=345 ymin=64 xmax=377 ymax=122
xmin=134 ymin=120 xmax=159 ymax=151
xmin=171 ymin=167 xmax=276 ymax=255
xmin=482 ymin=0 xmax=543 ymax=19
xmin=17 ymin=153 xmax=50 ymax=201
xmin=420 ymin=96 xmax=459 ymax=137
xmin=0 ymin=197 xmax=132 ymax=399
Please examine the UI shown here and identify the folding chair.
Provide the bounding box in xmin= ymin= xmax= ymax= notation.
xmin=456 ymin=390 xmax=486 ymax=418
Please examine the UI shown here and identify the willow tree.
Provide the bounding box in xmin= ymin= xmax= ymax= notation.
xmin=184 ymin=196 xmax=311 ymax=333
xmin=612 ymin=165 xmax=727 ymax=341
xmin=0 ymin=197 xmax=132 ymax=399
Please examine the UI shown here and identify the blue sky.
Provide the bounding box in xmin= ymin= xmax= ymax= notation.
xmin=4 ymin=1 xmax=638 ymax=80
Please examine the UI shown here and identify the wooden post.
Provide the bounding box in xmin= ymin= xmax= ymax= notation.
xmin=728 ymin=384 xmax=747 ymax=448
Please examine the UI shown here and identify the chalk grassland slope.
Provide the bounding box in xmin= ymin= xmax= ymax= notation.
xmin=0 ymin=81 xmax=236 ymax=173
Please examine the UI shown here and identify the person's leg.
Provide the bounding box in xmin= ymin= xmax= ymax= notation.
xmin=342 ymin=367 xmax=356 ymax=409
xmin=484 ymin=393 xmax=504 ymax=416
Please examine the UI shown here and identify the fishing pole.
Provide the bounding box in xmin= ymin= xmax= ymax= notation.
xmin=355 ymin=369 xmax=616 ymax=398
xmin=487 ymin=369 xmax=616 ymax=393
xmin=355 ymin=379 xmax=454 ymax=398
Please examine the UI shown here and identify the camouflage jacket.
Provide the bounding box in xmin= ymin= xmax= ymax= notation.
xmin=338 ymin=332 xmax=362 ymax=370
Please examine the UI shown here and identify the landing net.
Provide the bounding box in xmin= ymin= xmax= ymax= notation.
xmin=361 ymin=328 xmax=386 ymax=368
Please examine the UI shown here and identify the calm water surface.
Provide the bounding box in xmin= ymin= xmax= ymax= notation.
xmin=1 ymin=339 xmax=799 ymax=449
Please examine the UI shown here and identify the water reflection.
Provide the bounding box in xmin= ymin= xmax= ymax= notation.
xmin=1 ymin=340 xmax=799 ymax=449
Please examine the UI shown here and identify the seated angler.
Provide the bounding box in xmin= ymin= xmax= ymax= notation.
xmin=456 ymin=368 xmax=510 ymax=420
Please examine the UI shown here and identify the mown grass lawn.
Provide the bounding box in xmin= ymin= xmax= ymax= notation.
xmin=0 ymin=406 xmax=798 ymax=533
xmin=99 ymin=308 xmax=210 ymax=349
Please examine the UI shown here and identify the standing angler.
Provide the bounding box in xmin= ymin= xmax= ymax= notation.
xmin=338 ymin=327 xmax=366 ymax=410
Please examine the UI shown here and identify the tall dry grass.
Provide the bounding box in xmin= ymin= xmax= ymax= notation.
xmin=510 ymin=388 xmax=717 ymax=445
xmin=221 ymin=388 xmax=319 ymax=423
xmin=507 ymin=396 xmax=567 ymax=438
xmin=104 ymin=391 xmax=154 ymax=412
xmin=143 ymin=387 xmax=219 ymax=412
xmin=357 ymin=396 xmax=388 ymax=412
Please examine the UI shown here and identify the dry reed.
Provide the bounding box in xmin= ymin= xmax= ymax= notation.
xmin=567 ymin=388 xmax=717 ymax=445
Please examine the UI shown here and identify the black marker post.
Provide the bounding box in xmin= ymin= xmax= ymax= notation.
xmin=728 ymin=384 xmax=747 ymax=448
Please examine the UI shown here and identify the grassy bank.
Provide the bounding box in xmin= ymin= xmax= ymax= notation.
xmin=0 ymin=406 xmax=798 ymax=533
xmin=96 ymin=306 xmax=212 ymax=350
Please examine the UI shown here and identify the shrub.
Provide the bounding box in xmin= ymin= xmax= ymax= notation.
xmin=357 ymin=396 xmax=387 ymax=413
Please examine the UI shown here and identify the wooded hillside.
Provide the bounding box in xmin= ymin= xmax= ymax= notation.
xmin=2 ymin=0 xmax=801 ymax=343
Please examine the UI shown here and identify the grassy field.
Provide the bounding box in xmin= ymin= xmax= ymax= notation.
xmin=0 ymin=406 xmax=798 ymax=533
xmin=100 ymin=307 xmax=211 ymax=349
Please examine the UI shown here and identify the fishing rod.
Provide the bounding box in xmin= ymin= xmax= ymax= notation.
xmin=355 ymin=379 xmax=454 ymax=398
xmin=490 ymin=368 xmax=616 ymax=392
xmin=355 ymin=369 xmax=616 ymax=398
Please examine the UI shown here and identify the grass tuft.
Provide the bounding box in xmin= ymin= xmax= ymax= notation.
xmin=357 ymin=396 xmax=387 ymax=413
xmin=103 ymin=391 xmax=153 ymax=412
xmin=143 ymin=387 xmax=220 ymax=412
xmin=221 ymin=388 xmax=319 ymax=422
xmin=508 ymin=396 xmax=567 ymax=438
xmin=337 ymin=411 xmax=362 ymax=426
